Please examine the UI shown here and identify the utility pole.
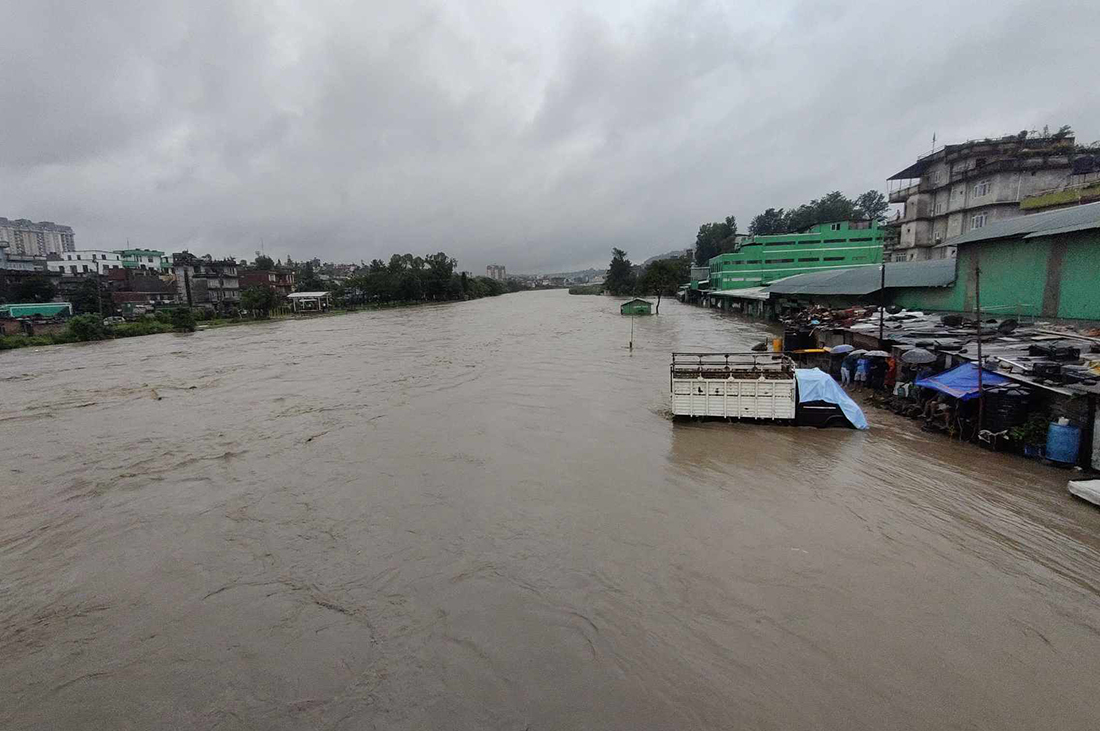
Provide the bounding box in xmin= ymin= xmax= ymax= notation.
xmin=878 ymin=260 xmax=886 ymax=344
xmin=975 ymin=250 xmax=984 ymax=434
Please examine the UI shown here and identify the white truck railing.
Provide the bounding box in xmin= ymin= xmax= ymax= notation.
xmin=670 ymin=352 xmax=797 ymax=419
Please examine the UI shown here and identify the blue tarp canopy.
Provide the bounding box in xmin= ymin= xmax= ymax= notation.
xmin=794 ymin=368 xmax=869 ymax=430
xmin=914 ymin=362 xmax=1011 ymax=401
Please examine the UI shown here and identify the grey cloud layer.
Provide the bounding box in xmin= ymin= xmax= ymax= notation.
xmin=3 ymin=0 xmax=1098 ymax=272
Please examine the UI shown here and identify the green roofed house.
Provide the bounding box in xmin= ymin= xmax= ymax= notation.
xmin=0 ymin=302 xmax=73 ymax=319
xmin=620 ymin=298 xmax=653 ymax=315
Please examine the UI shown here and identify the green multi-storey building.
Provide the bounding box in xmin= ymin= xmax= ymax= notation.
xmin=703 ymin=221 xmax=885 ymax=291
xmin=115 ymin=248 xmax=169 ymax=273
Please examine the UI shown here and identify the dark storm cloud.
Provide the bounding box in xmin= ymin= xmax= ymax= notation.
xmin=2 ymin=0 xmax=1098 ymax=272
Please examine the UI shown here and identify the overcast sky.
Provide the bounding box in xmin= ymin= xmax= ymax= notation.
xmin=3 ymin=0 xmax=1098 ymax=273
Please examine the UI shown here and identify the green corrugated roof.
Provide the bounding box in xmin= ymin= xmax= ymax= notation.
xmin=0 ymin=302 xmax=73 ymax=318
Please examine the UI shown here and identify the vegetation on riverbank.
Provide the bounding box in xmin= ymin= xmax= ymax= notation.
xmin=0 ymin=283 xmax=524 ymax=352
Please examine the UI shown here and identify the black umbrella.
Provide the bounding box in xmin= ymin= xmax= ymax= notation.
xmin=901 ymin=348 xmax=937 ymax=365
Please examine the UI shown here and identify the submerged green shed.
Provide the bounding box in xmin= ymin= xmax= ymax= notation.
xmin=620 ymin=298 xmax=653 ymax=315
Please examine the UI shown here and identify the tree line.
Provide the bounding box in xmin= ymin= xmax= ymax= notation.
xmin=692 ymin=189 xmax=890 ymax=265
xmin=602 ymin=248 xmax=688 ymax=314
xmin=323 ymin=252 xmax=523 ymax=309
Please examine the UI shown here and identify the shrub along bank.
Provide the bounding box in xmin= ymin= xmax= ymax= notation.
xmin=0 ymin=311 xmax=193 ymax=351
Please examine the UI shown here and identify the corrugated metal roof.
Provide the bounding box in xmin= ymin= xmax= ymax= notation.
xmin=765 ymin=259 xmax=956 ymax=296
xmin=941 ymin=201 xmax=1100 ymax=246
xmin=709 ymin=287 xmax=771 ymax=301
xmin=0 ymin=302 xmax=73 ymax=318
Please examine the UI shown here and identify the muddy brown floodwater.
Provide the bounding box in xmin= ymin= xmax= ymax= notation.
xmin=3 ymin=290 xmax=1100 ymax=730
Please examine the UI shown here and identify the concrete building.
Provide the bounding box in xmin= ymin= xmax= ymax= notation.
xmin=0 ymin=218 xmax=76 ymax=256
xmin=0 ymin=242 xmax=46 ymax=273
xmin=885 ymin=132 xmax=1099 ymax=262
xmin=486 ymin=264 xmax=507 ymax=280
xmin=0 ymin=242 xmax=54 ymax=304
xmin=239 ymin=268 xmax=296 ymax=298
xmin=47 ymin=250 xmax=123 ymax=276
xmin=116 ymin=249 xmax=169 ymax=273
xmin=172 ymin=252 xmax=240 ymax=310
xmin=106 ymin=268 xmax=180 ymax=315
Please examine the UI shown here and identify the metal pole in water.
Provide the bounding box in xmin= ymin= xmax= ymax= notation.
xmin=630 ymin=314 xmax=634 ymax=351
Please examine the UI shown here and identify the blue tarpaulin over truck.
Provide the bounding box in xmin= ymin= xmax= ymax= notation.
xmin=914 ymin=363 xmax=1011 ymax=401
xmin=794 ymin=368 xmax=869 ymax=430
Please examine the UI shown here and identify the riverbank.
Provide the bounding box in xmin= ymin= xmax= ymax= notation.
xmin=0 ymin=295 xmax=516 ymax=352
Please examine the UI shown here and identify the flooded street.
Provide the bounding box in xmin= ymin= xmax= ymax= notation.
xmin=3 ymin=289 xmax=1100 ymax=730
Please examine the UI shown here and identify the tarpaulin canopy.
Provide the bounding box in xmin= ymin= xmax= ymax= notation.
xmin=914 ymin=362 xmax=1011 ymax=401
xmin=794 ymin=368 xmax=869 ymax=430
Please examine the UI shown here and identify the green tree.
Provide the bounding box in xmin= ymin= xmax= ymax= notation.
xmin=605 ymin=248 xmax=636 ymax=296
xmin=15 ymin=276 xmax=57 ymax=303
xmin=71 ymin=278 xmax=102 ymax=314
xmin=749 ymin=208 xmax=788 ymax=235
xmin=855 ymin=190 xmax=889 ymax=222
xmin=693 ymin=216 xmax=737 ymax=265
xmin=67 ymin=313 xmax=108 ymax=341
xmin=240 ymin=285 xmax=280 ymax=318
xmin=171 ymin=307 xmax=197 ymax=332
xmin=641 ymin=257 xmax=688 ymax=314
xmin=254 ymin=255 xmax=275 ymax=270
xmin=424 ymin=252 xmax=456 ymax=300
xmin=810 ymin=191 xmax=856 ymax=226
xmin=297 ymin=261 xmax=324 ymax=291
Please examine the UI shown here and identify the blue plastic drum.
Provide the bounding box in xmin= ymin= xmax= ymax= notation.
xmin=1046 ymin=423 xmax=1081 ymax=464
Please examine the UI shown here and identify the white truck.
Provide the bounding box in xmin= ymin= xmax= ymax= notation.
xmin=670 ymin=352 xmax=797 ymax=420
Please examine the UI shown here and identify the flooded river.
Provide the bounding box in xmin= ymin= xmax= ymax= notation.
xmin=3 ymin=290 xmax=1100 ymax=730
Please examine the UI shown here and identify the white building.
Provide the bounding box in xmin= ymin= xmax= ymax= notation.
xmin=0 ymin=218 xmax=75 ymax=255
xmin=47 ymin=250 xmax=124 ymax=276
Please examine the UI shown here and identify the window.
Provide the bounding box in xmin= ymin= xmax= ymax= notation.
xmin=822 ymin=238 xmax=844 ymax=243
xmin=70 ymin=265 xmax=77 ymax=274
xmin=764 ymin=258 xmax=794 ymax=264
xmin=764 ymin=241 xmax=793 ymax=246
xmin=971 ymin=213 xmax=987 ymax=229
xmin=76 ymin=254 xmax=81 ymax=260
xmin=935 ymin=201 xmax=944 ymax=214
xmin=848 ymin=237 xmax=873 ymax=242
xmin=743 ymin=260 xmax=760 ymax=264
xmin=973 ymin=180 xmax=990 ymax=197
xmin=829 ymin=223 xmax=841 ymax=231
xmin=823 ymin=256 xmax=844 ymax=261
xmin=797 ymin=257 xmax=819 ymax=262
xmin=82 ymin=265 xmax=89 ymax=273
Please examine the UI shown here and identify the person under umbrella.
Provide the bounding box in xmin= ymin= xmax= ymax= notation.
xmin=840 ymin=349 xmax=865 ymax=386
